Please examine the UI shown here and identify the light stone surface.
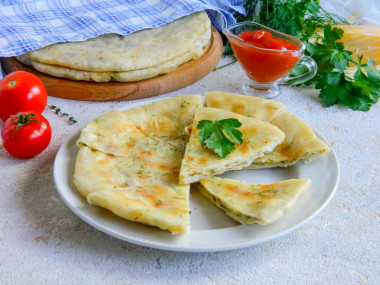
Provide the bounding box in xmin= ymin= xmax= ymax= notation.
xmin=0 ymin=56 xmax=379 ymax=284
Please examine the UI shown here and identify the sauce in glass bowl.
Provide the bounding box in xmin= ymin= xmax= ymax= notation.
xmin=223 ymin=22 xmax=317 ymax=98
xmin=230 ymin=30 xmax=301 ymax=83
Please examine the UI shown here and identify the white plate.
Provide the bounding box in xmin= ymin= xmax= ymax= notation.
xmin=53 ymin=101 xmax=339 ymax=252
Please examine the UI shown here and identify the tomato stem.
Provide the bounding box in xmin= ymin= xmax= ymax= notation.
xmin=11 ymin=112 xmax=42 ymax=137
xmin=8 ymin=80 xmax=17 ymax=87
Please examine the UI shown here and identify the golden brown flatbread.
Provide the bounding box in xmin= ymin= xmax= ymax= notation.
xmin=179 ymin=107 xmax=285 ymax=184
xmin=17 ymin=12 xmax=211 ymax=82
xmin=250 ymin=111 xmax=330 ymax=168
xmin=205 ymin=91 xmax=330 ymax=168
xmin=73 ymin=95 xmax=202 ymax=234
xmin=205 ymin=91 xmax=286 ymax=122
xmin=194 ymin=177 xmax=311 ymax=225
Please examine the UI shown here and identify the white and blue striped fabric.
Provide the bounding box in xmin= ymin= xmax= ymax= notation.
xmin=0 ymin=0 xmax=245 ymax=57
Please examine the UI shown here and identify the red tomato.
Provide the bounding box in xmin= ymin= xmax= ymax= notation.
xmin=0 ymin=71 xmax=47 ymax=121
xmin=1 ymin=112 xmax=52 ymax=158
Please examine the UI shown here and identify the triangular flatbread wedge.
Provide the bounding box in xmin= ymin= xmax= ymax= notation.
xmin=76 ymin=110 xmax=145 ymax=157
xmin=74 ymin=145 xmax=189 ymax=234
xmin=205 ymin=91 xmax=286 ymax=122
xmin=122 ymin=94 xmax=202 ymax=137
xmin=193 ymin=177 xmax=311 ymax=225
xmin=250 ymin=111 xmax=330 ymax=168
xmin=179 ymin=107 xmax=285 ymax=184
xmin=73 ymin=95 xmax=202 ymax=234
xmin=205 ymin=92 xmax=330 ymax=168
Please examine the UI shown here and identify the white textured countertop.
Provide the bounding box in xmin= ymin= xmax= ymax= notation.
xmin=1 ymin=55 xmax=379 ymax=284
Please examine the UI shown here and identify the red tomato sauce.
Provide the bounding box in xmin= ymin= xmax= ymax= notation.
xmin=230 ymin=30 xmax=301 ymax=83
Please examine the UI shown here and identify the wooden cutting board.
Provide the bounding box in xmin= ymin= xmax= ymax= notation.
xmin=0 ymin=27 xmax=223 ymax=101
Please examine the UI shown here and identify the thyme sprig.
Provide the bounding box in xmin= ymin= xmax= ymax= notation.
xmin=48 ymin=104 xmax=77 ymax=124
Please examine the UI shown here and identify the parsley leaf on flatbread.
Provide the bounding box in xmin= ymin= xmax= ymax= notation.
xmin=197 ymin=118 xmax=243 ymax=158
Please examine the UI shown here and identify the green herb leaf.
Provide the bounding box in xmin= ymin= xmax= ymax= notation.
xmin=317 ymin=72 xmax=348 ymax=107
xmin=197 ymin=118 xmax=243 ymax=158
xmin=364 ymin=59 xmax=380 ymax=83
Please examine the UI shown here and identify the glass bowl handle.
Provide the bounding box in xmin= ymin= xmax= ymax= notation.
xmin=279 ymin=56 xmax=318 ymax=85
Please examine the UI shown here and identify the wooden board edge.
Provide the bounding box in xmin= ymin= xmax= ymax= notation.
xmin=0 ymin=27 xmax=223 ymax=102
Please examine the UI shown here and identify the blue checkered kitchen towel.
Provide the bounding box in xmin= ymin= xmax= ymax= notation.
xmin=0 ymin=0 xmax=245 ymax=57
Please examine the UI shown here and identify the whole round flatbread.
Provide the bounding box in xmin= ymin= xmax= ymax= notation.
xmin=27 ymin=28 xmax=211 ymax=82
xmin=25 ymin=11 xmax=211 ymax=72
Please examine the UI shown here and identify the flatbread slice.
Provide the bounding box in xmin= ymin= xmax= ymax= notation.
xmin=205 ymin=91 xmax=286 ymax=122
xmin=76 ymin=110 xmax=145 ymax=157
xmin=193 ymin=177 xmax=311 ymax=225
xmin=73 ymin=95 xmax=202 ymax=234
xmin=74 ymin=146 xmax=189 ymax=234
xmin=205 ymin=92 xmax=330 ymax=168
xmin=76 ymin=95 xmax=202 ymax=155
xmin=122 ymin=94 xmax=202 ymax=137
xmin=250 ymin=111 xmax=330 ymax=168
xmin=179 ymin=107 xmax=285 ymax=184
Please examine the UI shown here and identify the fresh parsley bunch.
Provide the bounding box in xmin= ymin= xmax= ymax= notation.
xmin=222 ymin=0 xmax=380 ymax=111
xmin=306 ymin=25 xmax=380 ymax=111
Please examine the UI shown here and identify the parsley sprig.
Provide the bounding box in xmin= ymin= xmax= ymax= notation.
xmin=197 ymin=118 xmax=243 ymax=158
xmin=306 ymin=25 xmax=380 ymax=111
